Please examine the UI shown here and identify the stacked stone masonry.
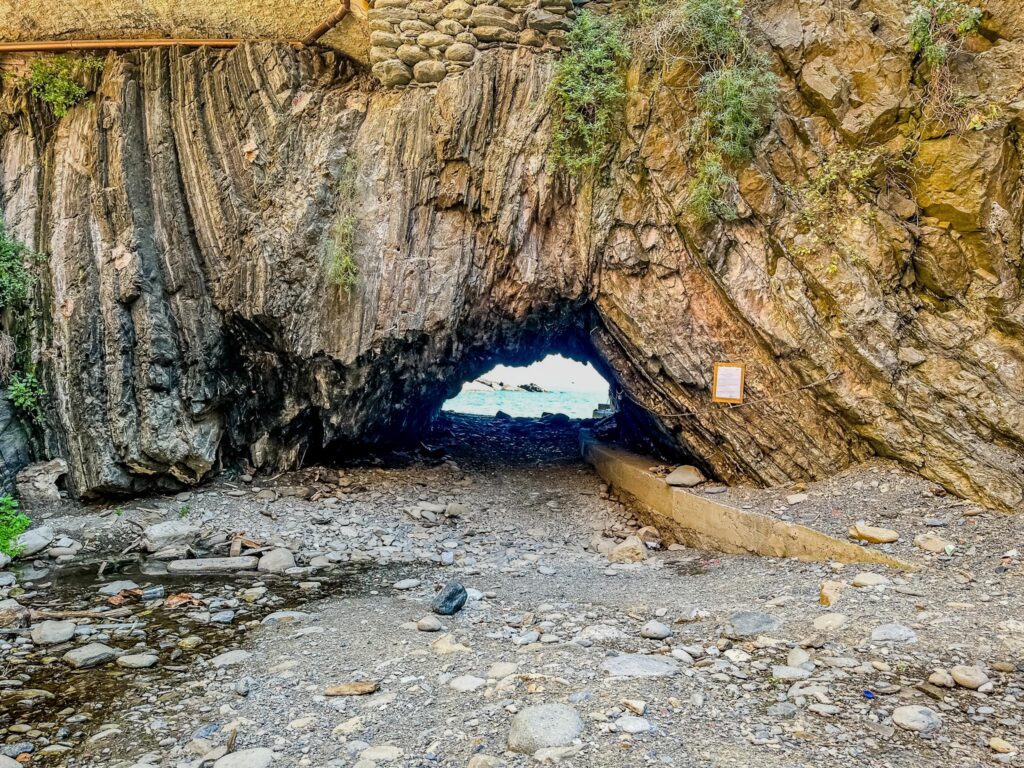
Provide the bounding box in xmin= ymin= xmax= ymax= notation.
xmin=369 ymin=0 xmax=605 ymax=86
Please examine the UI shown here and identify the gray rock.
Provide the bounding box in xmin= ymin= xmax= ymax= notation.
xmin=723 ymin=611 xmax=782 ymax=638
xmin=892 ymin=705 xmax=942 ymax=734
xmin=117 ymin=653 xmax=159 ymax=669
xmin=213 ymin=748 xmax=274 ymax=768
xmin=210 ymin=649 xmax=252 ymax=668
xmin=602 ymin=654 xmax=679 ymax=678
xmin=615 ymin=715 xmax=652 ymax=734
xmin=870 ymin=623 xmax=917 ymax=643
xmin=640 ymin=620 xmax=671 ymax=640
xmin=0 ymin=755 xmax=23 ymax=768
xmin=417 ymin=615 xmax=442 ymax=632
xmin=15 ymin=526 xmax=54 ymax=557
xmin=258 ymin=548 xmax=296 ymax=573
xmin=144 ymin=520 xmax=199 ymax=552
xmin=30 ymin=620 xmax=76 ymax=645
xmin=167 ymin=556 xmax=259 ymax=573
xmin=432 ymin=581 xmax=468 ymax=615
xmin=393 ymin=578 xmax=421 ymax=590
xmin=772 ymin=665 xmax=811 ymax=681
xmin=508 ymin=703 xmax=583 ymax=754
xmin=63 ymin=642 xmax=116 ymax=668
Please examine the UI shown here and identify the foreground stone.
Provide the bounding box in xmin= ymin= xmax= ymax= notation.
xmin=723 ymin=612 xmax=782 ymax=638
xmin=848 ymin=523 xmax=899 ymax=544
xmin=167 ymin=556 xmax=259 ymax=573
xmin=431 ymin=581 xmax=468 ymax=615
xmin=63 ymin=643 xmax=116 ymax=669
xmin=892 ymin=705 xmax=943 ymax=734
xmin=664 ymin=465 xmax=705 ymax=487
xmin=30 ymin=620 xmax=76 ymax=645
xmin=507 ymin=704 xmax=583 ymax=754
xmin=602 ymin=654 xmax=679 ymax=678
xmin=213 ymin=748 xmax=274 ymax=768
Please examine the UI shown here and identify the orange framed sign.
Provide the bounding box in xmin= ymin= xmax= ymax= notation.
xmin=712 ymin=362 xmax=745 ymax=404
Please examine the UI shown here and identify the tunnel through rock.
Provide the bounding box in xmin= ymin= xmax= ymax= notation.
xmin=220 ymin=306 xmax=701 ymax=477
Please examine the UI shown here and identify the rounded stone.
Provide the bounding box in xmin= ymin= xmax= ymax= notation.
xmin=417 ymin=31 xmax=454 ymax=48
xmin=640 ymin=620 xmax=671 ymax=640
xmin=396 ymin=44 xmax=430 ymax=66
xmin=413 ymin=60 xmax=448 ymax=84
xmin=30 ymin=620 xmax=76 ymax=646
xmin=373 ymin=60 xmax=414 ymax=87
xmin=445 ymin=42 xmax=477 ymax=63
xmin=508 ymin=703 xmax=583 ymax=754
xmin=417 ymin=615 xmax=442 ymax=632
xmin=892 ymin=705 xmax=942 ymax=734
xmin=257 ymin=548 xmax=296 ymax=573
xmin=950 ymin=664 xmax=988 ymax=689
xmin=117 ymin=653 xmax=159 ymax=669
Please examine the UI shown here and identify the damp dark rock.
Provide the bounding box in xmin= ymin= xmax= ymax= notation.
xmin=431 ymin=581 xmax=468 ymax=616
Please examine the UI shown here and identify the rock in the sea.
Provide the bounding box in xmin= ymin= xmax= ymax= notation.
xmin=63 ymin=642 xmax=117 ymax=668
xmin=723 ymin=611 xmax=782 ymax=638
xmin=892 ymin=705 xmax=942 ymax=734
xmin=507 ymin=703 xmax=583 ymax=754
xmin=257 ymin=548 xmax=296 ymax=573
xmin=665 ymin=465 xmax=705 ymax=487
xmin=213 ymin=748 xmax=274 ymax=768
xmin=431 ymin=581 xmax=468 ymax=615
xmin=30 ymin=620 xmax=76 ymax=645
xmin=602 ymin=654 xmax=679 ymax=678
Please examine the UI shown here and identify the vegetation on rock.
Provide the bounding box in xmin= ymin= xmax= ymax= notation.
xmin=8 ymin=371 xmax=46 ymax=427
xmin=25 ymin=55 xmax=104 ymax=117
xmin=327 ymin=161 xmax=360 ymax=291
xmin=547 ymin=11 xmax=631 ymax=173
xmin=0 ymin=222 xmax=37 ymax=309
xmin=908 ymin=0 xmax=983 ymax=127
xmin=633 ymin=0 xmax=776 ymax=224
xmin=0 ymin=494 xmax=30 ymax=558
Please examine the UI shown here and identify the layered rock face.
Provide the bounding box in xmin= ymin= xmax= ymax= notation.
xmin=1 ymin=0 xmax=1023 ymax=510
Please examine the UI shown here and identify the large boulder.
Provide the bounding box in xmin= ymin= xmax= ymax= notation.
xmin=507 ymin=704 xmax=583 ymax=754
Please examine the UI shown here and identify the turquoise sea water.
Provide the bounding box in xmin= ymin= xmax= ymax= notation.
xmin=443 ymin=389 xmax=610 ymax=419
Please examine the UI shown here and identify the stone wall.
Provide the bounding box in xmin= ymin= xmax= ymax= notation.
xmin=368 ymin=0 xmax=599 ymax=86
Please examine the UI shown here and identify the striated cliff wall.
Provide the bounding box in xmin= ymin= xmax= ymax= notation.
xmin=1 ymin=0 xmax=1023 ymax=511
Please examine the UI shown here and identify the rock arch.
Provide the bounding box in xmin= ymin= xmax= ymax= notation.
xmin=1 ymin=40 xmax=1023 ymax=511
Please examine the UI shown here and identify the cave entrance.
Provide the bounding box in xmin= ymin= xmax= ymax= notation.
xmin=442 ymin=355 xmax=612 ymax=420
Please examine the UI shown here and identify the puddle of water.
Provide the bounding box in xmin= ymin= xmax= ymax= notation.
xmin=1 ymin=558 xmax=413 ymax=761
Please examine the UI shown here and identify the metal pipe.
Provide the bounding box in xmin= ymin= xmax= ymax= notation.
xmin=303 ymin=0 xmax=352 ymax=46
xmin=0 ymin=38 xmax=302 ymax=53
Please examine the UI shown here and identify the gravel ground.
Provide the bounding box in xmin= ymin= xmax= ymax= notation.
xmin=2 ymin=414 xmax=1021 ymax=767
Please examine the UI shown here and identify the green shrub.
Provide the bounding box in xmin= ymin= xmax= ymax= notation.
xmin=327 ymin=161 xmax=359 ymax=291
xmin=26 ymin=55 xmax=103 ymax=117
xmin=0 ymin=222 xmax=36 ymax=309
xmin=687 ymin=154 xmax=737 ymax=224
xmin=8 ymin=371 xmax=46 ymax=426
xmin=547 ymin=11 xmax=631 ymax=173
xmin=0 ymin=495 xmax=30 ymax=558
xmin=909 ymin=0 xmax=982 ymax=67
xmin=694 ymin=61 xmax=776 ymax=162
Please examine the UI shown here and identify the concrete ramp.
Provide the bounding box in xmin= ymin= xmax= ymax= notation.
xmin=581 ymin=433 xmax=915 ymax=571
